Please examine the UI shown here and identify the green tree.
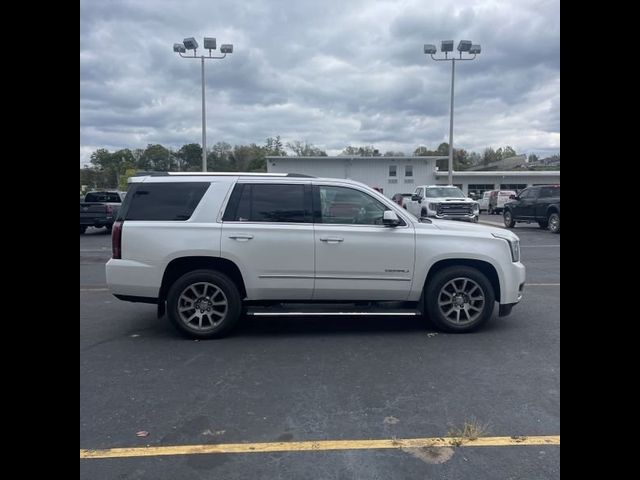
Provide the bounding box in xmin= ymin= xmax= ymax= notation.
xmin=528 ymin=153 xmax=539 ymax=164
xmin=287 ymin=140 xmax=327 ymax=156
xmin=265 ymin=136 xmax=287 ymax=156
xmin=483 ymin=147 xmax=498 ymax=166
xmin=176 ymin=143 xmax=203 ymax=171
xmin=137 ymin=144 xmax=171 ymax=171
xmin=502 ymin=146 xmax=517 ymax=159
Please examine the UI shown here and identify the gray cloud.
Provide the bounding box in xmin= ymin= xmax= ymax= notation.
xmin=80 ymin=0 xmax=559 ymax=162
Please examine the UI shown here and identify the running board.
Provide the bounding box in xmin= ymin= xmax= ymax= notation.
xmin=246 ymin=302 xmax=421 ymax=317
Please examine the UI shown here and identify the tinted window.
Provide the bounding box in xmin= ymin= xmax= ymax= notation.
xmin=425 ymin=187 xmax=465 ymax=198
xmin=319 ymin=186 xmax=392 ymax=225
xmin=518 ymin=188 xmax=538 ymax=200
xmin=122 ymin=182 xmax=209 ymax=221
xmin=85 ymin=192 xmax=121 ymax=203
xmin=539 ymin=186 xmax=560 ymax=198
xmin=224 ymin=184 xmax=309 ymax=223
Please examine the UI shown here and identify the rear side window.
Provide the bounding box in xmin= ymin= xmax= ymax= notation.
xmin=539 ymin=186 xmax=560 ymax=198
xmin=120 ymin=182 xmax=210 ymax=221
xmin=223 ymin=183 xmax=311 ymax=223
xmin=85 ymin=192 xmax=121 ymax=203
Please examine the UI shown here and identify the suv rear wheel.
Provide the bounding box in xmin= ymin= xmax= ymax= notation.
xmin=425 ymin=266 xmax=495 ymax=333
xmin=548 ymin=212 xmax=560 ymax=233
xmin=167 ymin=270 xmax=242 ymax=339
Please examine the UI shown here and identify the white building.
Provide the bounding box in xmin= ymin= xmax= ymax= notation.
xmin=266 ymin=156 xmax=560 ymax=197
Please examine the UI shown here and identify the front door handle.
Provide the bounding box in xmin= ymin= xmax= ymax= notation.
xmin=228 ymin=234 xmax=254 ymax=241
xmin=319 ymin=236 xmax=344 ymax=243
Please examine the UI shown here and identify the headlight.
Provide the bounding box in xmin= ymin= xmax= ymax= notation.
xmin=428 ymin=203 xmax=438 ymax=210
xmin=472 ymin=203 xmax=479 ymax=213
xmin=492 ymin=233 xmax=520 ymax=262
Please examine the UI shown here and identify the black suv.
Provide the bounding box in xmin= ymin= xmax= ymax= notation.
xmin=503 ymin=185 xmax=560 ymax=233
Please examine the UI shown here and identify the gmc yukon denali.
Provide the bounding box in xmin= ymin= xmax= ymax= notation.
xmin=106 ymin=173 xmax=525 ymax=338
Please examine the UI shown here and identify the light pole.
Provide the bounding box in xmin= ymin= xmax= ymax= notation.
xmin=174 ymin=37 xmax=233 ymax=172
xmin=424 ymin=40 xmax=481 ymax=186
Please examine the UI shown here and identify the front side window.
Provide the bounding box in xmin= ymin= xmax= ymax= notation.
xmin=223 ymin=183 xmax=310 ymax=223
xmin=318 ymin=186 xmax=391 ymax=225
xmin=414 ymin=187 xmax=424 ymax=197
xmin=518 ymin=188 xmax=536 ymax=200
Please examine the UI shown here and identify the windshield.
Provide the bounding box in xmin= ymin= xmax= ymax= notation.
xmin=425 ymin=187 xmax=465 ymax=198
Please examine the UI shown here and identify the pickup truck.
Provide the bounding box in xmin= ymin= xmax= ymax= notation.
xmin=405 ymin=185 xmax=479 ymax=222
xmin=106 ymin=173 xmax=525 ymax=338
xmin=503 ymin=185 xmax=560 ymax=233
xmin=80 ymin=191 xmax=125 ymax=234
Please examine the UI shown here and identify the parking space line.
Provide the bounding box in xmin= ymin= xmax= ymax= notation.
xmin=527 ymin=283 xmax=560 ymax=286
xmin=520 ymin=245 xmax=559 ymax=248
xmin=80 ymin=287 xmax=110 ymax=292
xmin=80 ymin=435 xmax=560 ymax=459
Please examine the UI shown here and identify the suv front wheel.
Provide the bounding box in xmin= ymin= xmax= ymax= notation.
xmin=425 ymin=266 xmax=495 ymax=333
xmin=503 ymin=210 xmax=516 ymax=228
xmin=167 ymin=270 xmax=242 ymax=339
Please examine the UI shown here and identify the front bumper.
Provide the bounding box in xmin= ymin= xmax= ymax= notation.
xmin=430 ymin=213 xmax=478 ymax=222
xmin=498 ymin=262 xmax=526 ymax=316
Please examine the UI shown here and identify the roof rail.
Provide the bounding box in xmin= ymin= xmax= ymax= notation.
xmin=132 ymin=171 xmax=316 ymax=178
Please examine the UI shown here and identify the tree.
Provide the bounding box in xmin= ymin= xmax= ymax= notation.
xmin=482 ymin=147 xmax=498 ymax=166
xmin=413 ymin=146 xmax=433 ymax=156
xmin=138 ymin=144 xmax=171 ymax=171
xmin=384 ymin=151 xmax=405 ymax=157
xmin=502 ymin=146 xmax=517 ymax=159
xmin=528 ymin=153 xmax=539 ymax=164
xmin=286 ymin=140 xmax=327 ymax=156
xmin=177 ymin=143 xmax=203 ymax=171
xmin=265 ymin=136 xmax=286 ymax=157
xmin=340 ymin=145 xmax=375 ymax=156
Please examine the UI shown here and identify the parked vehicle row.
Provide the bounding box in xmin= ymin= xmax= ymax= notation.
xmin=80 ymin=191 xmax=126 ymax=234
xmin=503 ymin=185 xmax=560 ymax=233
xmin=107 ymin=173 xmax=525 ymax=338
xmin=477 ymin=190 xmax=517 ymax=215
xmin=403 ymin=185 xmax=479 ymax=222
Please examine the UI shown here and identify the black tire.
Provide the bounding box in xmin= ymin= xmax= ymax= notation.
xmin=167 ymin=270 xmax=242 ymax=339
xmin=80 ymin=226 xmax=87 ymax=234
xmin=538 ymin=220 xmax=548 ymax=229
xmin=503 ymin=209 xmax=516 ymax=228
xmin=548 ymin=212 xmax=560 ymax=234
xmin=425 ymin=266 xmax=495 ymax=333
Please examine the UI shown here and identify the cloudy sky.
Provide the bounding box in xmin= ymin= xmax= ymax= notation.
xmin=80 ymin=0 xmax=559 ymax=164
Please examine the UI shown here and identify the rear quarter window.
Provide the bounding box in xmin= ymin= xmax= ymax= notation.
xmin=120 ymin=182 xmax=210 ymax=221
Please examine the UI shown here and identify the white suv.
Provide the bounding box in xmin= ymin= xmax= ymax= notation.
xmin=106 ymin=173 xmax=525 ymax=338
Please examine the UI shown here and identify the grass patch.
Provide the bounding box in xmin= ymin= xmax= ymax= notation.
xmin=447 ymin=419 xmax=491 ymax=446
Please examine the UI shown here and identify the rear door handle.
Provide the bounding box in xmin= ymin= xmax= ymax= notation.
xmin=319 ymin=236 xmax=344 ymax=243
xmin=228 ymin=234 xmax=254 ymax=241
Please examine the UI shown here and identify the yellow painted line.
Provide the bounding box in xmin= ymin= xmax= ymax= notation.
xmin=80 ymin=435 xmax=560 ymax=459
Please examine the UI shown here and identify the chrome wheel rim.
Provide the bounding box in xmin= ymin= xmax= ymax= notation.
xmin=177 ymin=282 xmax=228 ymax=331
xmin=437 ymin=277 xmax=485 ymax=325
xmin=549 ymin=215 xmax=559 ymax=232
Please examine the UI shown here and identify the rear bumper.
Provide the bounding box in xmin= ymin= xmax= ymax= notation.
xmin=80 ymin=217 xmax=114 ymax=227
xmin=106 ymin=258 xmax=161 ymax=298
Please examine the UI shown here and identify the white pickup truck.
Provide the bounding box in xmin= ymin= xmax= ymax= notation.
xmin=106 ymin=173 xmax=524 ymax=338
xmin=405 ymin=185 xmax=480 ymax=222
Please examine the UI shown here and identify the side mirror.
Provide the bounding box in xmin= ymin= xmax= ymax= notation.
xmin=411 ymin=194 xmax=422 ymax=203
xmin=383 ymin=210 xmax=401 ymax=227
xmin=509 ymin=195 xmax=517 ymax=200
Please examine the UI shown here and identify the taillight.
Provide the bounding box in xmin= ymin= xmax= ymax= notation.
xmin=112 ymin=221 xmax=123 ymax=259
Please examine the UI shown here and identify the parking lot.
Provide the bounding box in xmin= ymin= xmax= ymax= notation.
xmin=80 ymin=216 xmax=559 ymax=479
